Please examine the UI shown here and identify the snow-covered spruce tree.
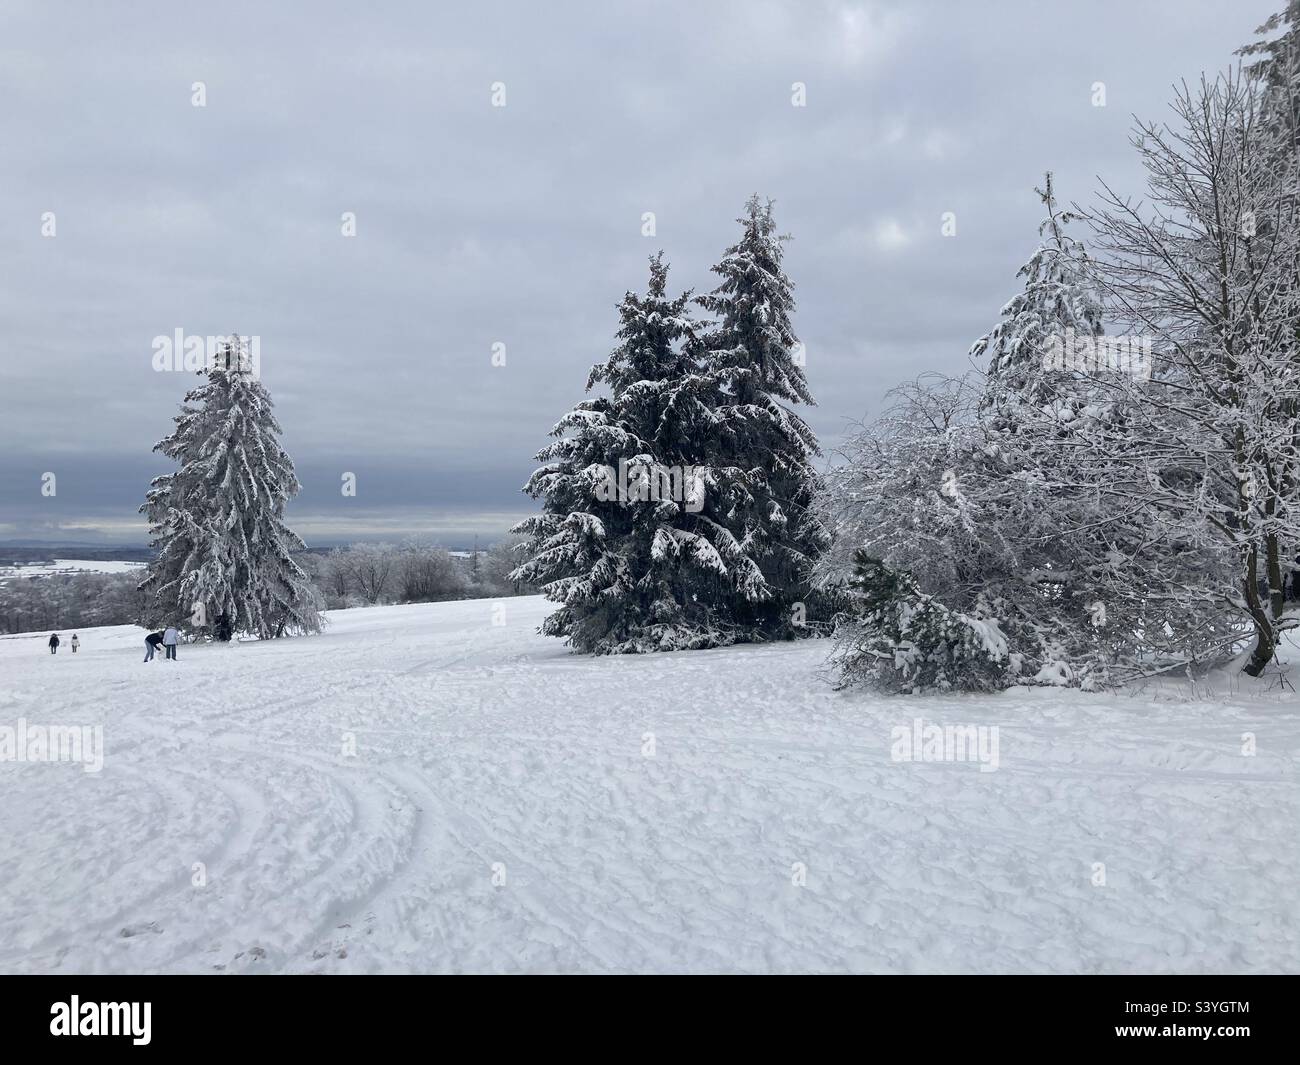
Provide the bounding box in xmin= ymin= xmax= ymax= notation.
xmin=513 ymin=253 xmax=739 ymax=652
xmin=962 ymin=174 xmax=1235 ymax=685
xmin=692 ymin=195 xmax=829 ymax=639
xmin=139 ymin=336 xmax=322 ymax=641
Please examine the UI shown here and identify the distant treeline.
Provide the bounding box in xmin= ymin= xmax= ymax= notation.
xmin=0 ymin=570 xmax=150 ymax=635
xmin=0 ymin=537 xmax=536 ymax=635
xmin=304 ymin=538 xmax=535 ymax=609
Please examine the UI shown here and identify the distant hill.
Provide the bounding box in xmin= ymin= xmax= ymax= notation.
xmin=0 ymin=544 xmax=153 ymax=568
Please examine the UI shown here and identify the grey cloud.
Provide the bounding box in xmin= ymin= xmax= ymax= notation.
xmin=0 ymin=0 xmax=1277 ymax=543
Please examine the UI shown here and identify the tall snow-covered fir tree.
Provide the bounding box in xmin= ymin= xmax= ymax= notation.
xmin=692 ymin=195 xmax=828 ymax=639
xmin=513 ymin=254 xmax=734 ymax=652
xmin=139 ymin=336 xmax=322 ymax=641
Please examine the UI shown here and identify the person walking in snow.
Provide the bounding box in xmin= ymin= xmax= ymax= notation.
xmin=70 ymin=634 xmax=80 ymax=653
xmin=162 ymin=625 xmax=179 ymax=660
xmin=144 ymin=630 xmax=164 ymax=662
xmin=48 ymin=633 xmax=60 ymax=654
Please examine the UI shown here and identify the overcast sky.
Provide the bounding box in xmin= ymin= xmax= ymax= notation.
xmin=0 ymin=0 xmax=1280 ymax=547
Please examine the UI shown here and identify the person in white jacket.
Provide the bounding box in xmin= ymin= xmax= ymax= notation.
xmin=70 ymin=634 xmax=80 ymax=653
xmin=162 ymin=625 xmax=179 ymax=661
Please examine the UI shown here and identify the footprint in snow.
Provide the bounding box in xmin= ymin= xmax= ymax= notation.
xmin=118 ymin=921 xmax=163 ymax=938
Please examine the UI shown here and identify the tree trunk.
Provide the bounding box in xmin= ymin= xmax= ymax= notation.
xmin=1267 ymin=531 xmax=1285 ymax=621
xmin=1242 ymin=542 xmax=1276 ymax=676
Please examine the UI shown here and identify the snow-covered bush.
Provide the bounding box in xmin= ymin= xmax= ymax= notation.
xmin=816 ymin=175 xmax=1242 ymax=691
xmin=395 ymin=539 xmax=470 ymax=604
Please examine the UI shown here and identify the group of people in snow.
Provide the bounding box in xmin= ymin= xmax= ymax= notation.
xmin=144 ymin=627 xmax=180 ymax=662
xmin=45 ymin=627 xmax=181 ymax=661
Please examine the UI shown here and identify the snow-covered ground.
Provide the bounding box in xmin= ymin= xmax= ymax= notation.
xmin=1 ymin=595 xmax=1297 ymax=974
xmin=0 ymin=558 xmax=146 ymax=580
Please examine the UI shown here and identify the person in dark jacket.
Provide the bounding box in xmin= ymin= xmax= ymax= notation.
xmin=144 ymin=631 xmax=164 ymax=662
xmin=48 ymin=633 xmax=60 ymax=654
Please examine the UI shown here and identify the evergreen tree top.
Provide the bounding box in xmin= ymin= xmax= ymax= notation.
xmin=587 ymin=252 xmax=697 ymax=397
xmin=153 ymin=337 xmax=300 ymax=506
xmin=1238 ymin=2 xmax=1300 ymax=73
xmin=1238 ymin=5 xmax=1300 ymax=163
xmin=969 ymin=172 xmax=1103 ymax=386
xmin=696 ymin=195 xmax=814 ymax=407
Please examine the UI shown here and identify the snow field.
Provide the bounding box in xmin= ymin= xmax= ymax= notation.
xmin=0 ymin=595 xmax=1297 ymax=973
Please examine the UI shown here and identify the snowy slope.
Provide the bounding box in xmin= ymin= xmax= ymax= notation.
xmin=0 ymin=596 xmax=1297 ymax=974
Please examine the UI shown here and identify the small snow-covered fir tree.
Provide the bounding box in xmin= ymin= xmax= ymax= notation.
xmin=139 ymin=336 xmax=322 ymax=641
xmin=692 ymin=195 xmax=829 ymax=639
xmin=829 ymin=551 xmax=1012 ymax=693
xmin=513 ymin=254 xmax=735 ymax=652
